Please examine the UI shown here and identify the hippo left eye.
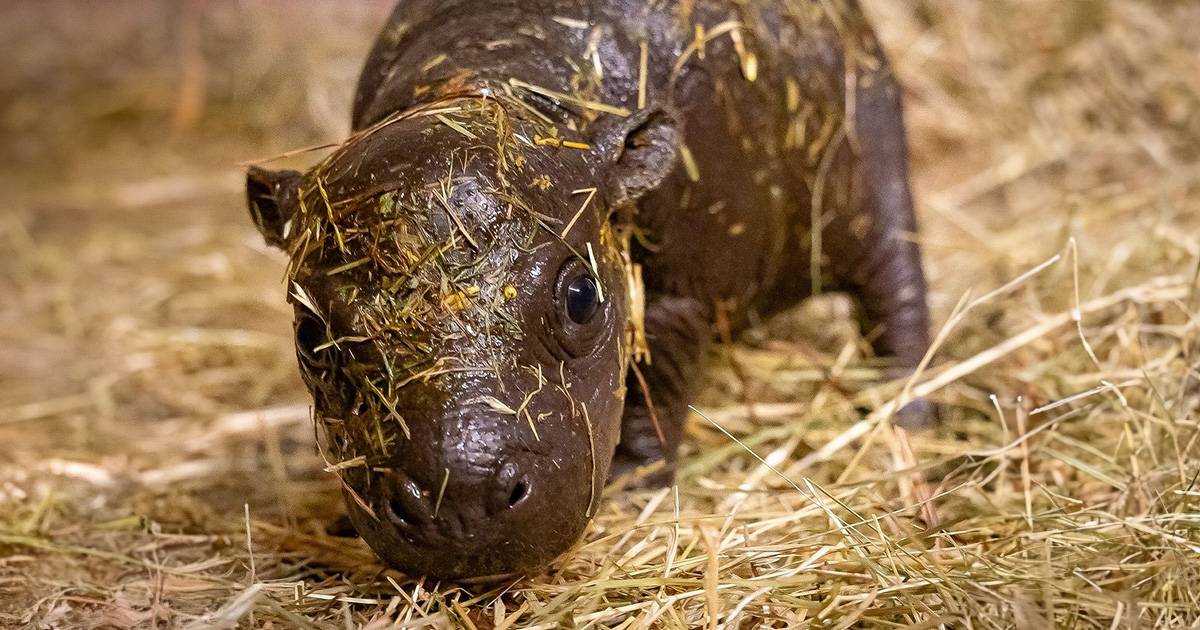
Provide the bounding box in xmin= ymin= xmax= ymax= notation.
xmin=564 ymin=274 xmax=600 ymax=324
xmin=552 ymin=259 xmax=607 ymax=356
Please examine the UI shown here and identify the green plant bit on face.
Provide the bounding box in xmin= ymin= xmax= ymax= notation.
xmin=378 ymin=191 xmax=399 ymax=217
xmin=364 ymin=377 xmax=411 ymax=441
xmin=315 ymin=175 xmax=347 ymax=253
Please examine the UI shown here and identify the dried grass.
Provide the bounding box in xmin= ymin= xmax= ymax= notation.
xmin=2 ymin=1 xmax=1200 ymax=627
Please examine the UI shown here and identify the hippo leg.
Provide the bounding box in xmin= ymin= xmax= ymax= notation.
xmin=609 ymin=295 xmax=710 ymax=486
xmin=830 ymin=67 xmax=935 ymax=427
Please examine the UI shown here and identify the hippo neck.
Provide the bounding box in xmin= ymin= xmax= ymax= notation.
xmin=351 ymin=1 xmax=649 ymax=133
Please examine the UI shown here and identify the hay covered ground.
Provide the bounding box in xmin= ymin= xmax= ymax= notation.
xmin=2 ymin=1 xmax=1199 ymax=627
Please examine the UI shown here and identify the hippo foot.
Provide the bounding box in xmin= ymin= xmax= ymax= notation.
xmin=607 ymin=453 xmax=676 ymax=489
xmin=325 ymin=514 xmax=358 ymax=537
xmin=895 ymin=397 xmax=939 ymax=430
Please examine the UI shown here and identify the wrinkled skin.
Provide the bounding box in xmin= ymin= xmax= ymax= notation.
xmin=246 ymin=0 xmax=932 ymax=579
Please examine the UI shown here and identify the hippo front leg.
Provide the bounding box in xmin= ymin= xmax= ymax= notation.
xmin=610 ymin=295 xmax=710 ymax=486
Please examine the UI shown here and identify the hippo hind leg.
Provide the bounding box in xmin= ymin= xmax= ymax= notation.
xmin=821 ymin=56 xmax=936 ymax=427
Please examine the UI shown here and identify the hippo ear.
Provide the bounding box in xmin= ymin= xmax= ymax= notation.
xmin=246 ymin=165 xmax=303 ymax=249
xmin=599 ymin=107 xmax=681 ymax=209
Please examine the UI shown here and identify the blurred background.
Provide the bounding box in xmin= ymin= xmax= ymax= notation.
xmin=2 ymin=1 xmax=1199 ymax=627
xmin=1 ymin=1 xmax=391 ymax=472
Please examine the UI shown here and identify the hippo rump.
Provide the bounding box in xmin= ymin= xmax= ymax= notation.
xmin=245 ymin=0 xmax=932 ymax=578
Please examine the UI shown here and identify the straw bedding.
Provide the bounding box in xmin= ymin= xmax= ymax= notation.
xmin=1 ymin=1 xmax=1198 ymax=627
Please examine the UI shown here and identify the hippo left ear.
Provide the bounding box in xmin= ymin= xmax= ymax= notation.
xmin=597 ymin=107 xmax=681 ymax=209
xmin=246 ymin=165 xmax=303 ymax=249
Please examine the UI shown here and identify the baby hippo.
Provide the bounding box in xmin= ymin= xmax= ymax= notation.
xmin=246 ymin=0 xmax=932 ymax=578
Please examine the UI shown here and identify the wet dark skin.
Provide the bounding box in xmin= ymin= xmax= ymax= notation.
xmin=246 ymin=0 xmax=932 ymax=579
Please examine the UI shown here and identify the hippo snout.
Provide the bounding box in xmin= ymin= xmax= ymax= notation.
xmin=377 ymin=461 xmax=532 ymax=540
xmin=339 ymin=401 xmax=596 ymax=578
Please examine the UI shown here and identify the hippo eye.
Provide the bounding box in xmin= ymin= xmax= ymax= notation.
xmin=295 ymin=314 xmax=327 ymax=362
xmin=552 ymin=259 xmax=608 ymax=357
xmin=564 ymin=274 xmax=600 ymax=324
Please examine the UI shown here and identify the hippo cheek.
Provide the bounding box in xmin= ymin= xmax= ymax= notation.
xmin=342 ymin=442 xmax=596 ymax=579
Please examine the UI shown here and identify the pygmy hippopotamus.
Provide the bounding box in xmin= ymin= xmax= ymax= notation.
xmin=245 ymin=0 xmax=932 ymax=578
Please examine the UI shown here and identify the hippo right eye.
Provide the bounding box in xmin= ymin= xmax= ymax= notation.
xmin=295 ymin=314 xmax=328 ymax=361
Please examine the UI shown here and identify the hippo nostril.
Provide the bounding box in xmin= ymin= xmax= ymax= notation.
xmin=494 ymin=463 xmax=532 ymax=512
xmin=507 ymin=479 xmax=530 ymax=509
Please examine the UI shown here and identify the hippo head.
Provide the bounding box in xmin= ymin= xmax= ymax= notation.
xmin=245 ymin=97 xmax=677 ymax=578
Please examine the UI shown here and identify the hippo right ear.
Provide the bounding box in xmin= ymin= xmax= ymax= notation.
xmin=245 ymin=165 xmax=303 ymax=249
xmin=598 ymin=107 xmax=681 ymax=209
